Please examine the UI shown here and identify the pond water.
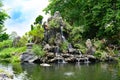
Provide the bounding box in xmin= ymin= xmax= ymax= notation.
xmin=0 ymin=62 xmax=120 ymax=80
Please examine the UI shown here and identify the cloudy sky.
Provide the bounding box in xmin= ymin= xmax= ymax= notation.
xmin=3 ymin=0 xmax=49 ymax=36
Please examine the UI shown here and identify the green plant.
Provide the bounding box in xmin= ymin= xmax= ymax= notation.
xmin=11 ymin=56 xmax=20 ymax=63
xmin=0 ymin=2 xmax=10 ymax=41
xmin=69 ymin=26 xmax=84 ymax=44
xmin=14 ymin=46 xmax=26 ymax=53
xmin=93 ymin=39 xmax=104 ymax=50
xmin=29 ymin=24 xmax=44 ymax=43
xmin=74 ymin=43 xmax=86 ymax=54
xmin=0 ymin=40 xmax=12 ymax=50
xmin=49 ymin=19 xmax=59 ymax=29
xmin=33 ymin=45 xmax=45 ymax=57
xmin=34 ymin=15 xmax=43 ymax=24
xmin=0 ymin=47 xmax=26 ymax=62
xmin=0 ymin=48 xmax=13 ymax=59
xmin=60 ymin=41 xmax=69 ymax=52
xmin=0 ymin=33 xmax=9 ymax=42
xmin=94 ymin=50 xmax=108 ymax=61
xmin=17 ymin=35 xmax=28 ymax=47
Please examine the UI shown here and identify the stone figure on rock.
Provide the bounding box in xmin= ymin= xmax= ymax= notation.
xmin=85 ymin=39 xmax=96 ymax=55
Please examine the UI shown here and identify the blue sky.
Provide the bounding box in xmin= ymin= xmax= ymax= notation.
xmin=3 ymin=0 xmax=49 ymax=36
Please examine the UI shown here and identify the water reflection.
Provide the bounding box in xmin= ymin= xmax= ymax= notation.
xmin=0 ymin=62 xmax=119 ymax=80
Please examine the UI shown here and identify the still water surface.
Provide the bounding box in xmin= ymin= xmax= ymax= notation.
xmin=0 ymin=62 xmax=120 ymax=80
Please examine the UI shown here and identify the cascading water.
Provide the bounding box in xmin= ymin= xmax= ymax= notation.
xmin=60 ymin=26 xmax=73 ymax=52
xmin=55 ymin=46 xmax=66 ymax=63
xmin=76 ymin=57 xmax=81 ymax=63
xmin=60 ymin=26 xmax=66 ymax=42
xmin=84 ymin=57 xmax=90 ymax=63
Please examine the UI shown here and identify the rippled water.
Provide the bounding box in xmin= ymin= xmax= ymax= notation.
xmin=0 ymin=62 xmax=120 ymax=80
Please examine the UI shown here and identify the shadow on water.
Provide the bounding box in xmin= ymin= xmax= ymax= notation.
xmin=0 ymin=62 xmax=120 ymax=80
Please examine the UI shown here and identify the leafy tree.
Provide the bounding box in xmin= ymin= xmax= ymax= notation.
xmin=29 ymin=15 xmax=44 ymax=44
xmin=44 ymin=0 xmax=120 ymax=44
xmin=29 ymin=24 xmax=44 ymax=43
xmin=0 ymin=1 xmax=9 ymax=41
xmin=0 ymin=32 xmax=9 ymax=41
xmin=34 ymin=15 xmax=43 ymax=24
xmin=17 ymin=35 xmax=28 ymax=47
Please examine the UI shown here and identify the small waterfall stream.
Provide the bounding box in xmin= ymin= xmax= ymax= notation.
xmin=84 ymin=57 xmax=90 ymax=63
xmin=60 ymin=26 xmax=72 ymax=51
xmin=60 ymin=26 xmax=66 ymax=42
xmin=55 ymin=45 xmax=66 ymax=63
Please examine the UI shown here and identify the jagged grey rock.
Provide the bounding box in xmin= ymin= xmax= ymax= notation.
xmin=20 ymin=52 xmax=38 ymax=63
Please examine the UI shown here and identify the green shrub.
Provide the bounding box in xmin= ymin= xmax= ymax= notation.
xmin=0 ymin=40 xmax=12 ymax=50
xmin=74 ymin=43 xmax=86 ymax=54
xmin=14 ymin=46 xmax=26 ymax=53
xmin=33 ymin=45 xmax=45 ymax=57
xmin=0 ymin=33 xmax=9 ymax=42
xmin=0 ymin=47 xmax=26 ymax=62
xmin=0 ymin=48 xmax=13 ymax=58
xmin=69 ymin=27 xmax=84 ymax=43
xmin=17 ymin=35 xmax=28 ymax=47
xmin=29 ymin=24 xmax=44 ymax=43
xmin=11 ymin=56 xmax=20 ymax=63
xmin=60 ymin=41 xmax=69 ymax=52
xmin=93 ymin=39 xmax=104 ymax=49
xmin=94 ymin=50 xmax=108 ymax=61
xmin=49 ymin=18 xmax=60 ymax=29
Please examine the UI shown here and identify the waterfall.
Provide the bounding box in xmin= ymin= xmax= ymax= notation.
xmin=84 ymin=57 xmax=90 ymax=63
xmin=76 ymin=53 xmax=82 ymax=63
xmin=62 ymin=36 xmax=66 ymax=42
xmin=60 ymin=26 xmax=66 ymax=42
xmin=76 ymin=57 xmax=81 ymax=63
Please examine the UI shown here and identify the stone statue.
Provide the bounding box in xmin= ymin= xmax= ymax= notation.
xmin=85 ymin=39 xmax=95 ymax=55
xmin=85 ymin=39 xmax=92 ymax=49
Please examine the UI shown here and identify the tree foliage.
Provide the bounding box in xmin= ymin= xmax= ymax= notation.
xmin=0 ymin=1 xmax=9 ymax=41
xmin=44 ymin=0 xmax=120 ymax=44
xmin=29 ymin=15 xmax=44 ymax=44
xmin=0 ymin=32 xmax=9 ymax=41
xmin=34 ymin=15 xmax=43 ymax=24
xmin=29 ymin=24 xmax=44 ymax=43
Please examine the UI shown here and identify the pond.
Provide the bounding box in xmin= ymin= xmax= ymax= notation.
xmin=0 ymin=62 xmax=120 ymax=80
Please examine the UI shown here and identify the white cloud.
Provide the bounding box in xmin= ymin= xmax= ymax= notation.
xmin=3 ymin=0 xmax=49 ymax=36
